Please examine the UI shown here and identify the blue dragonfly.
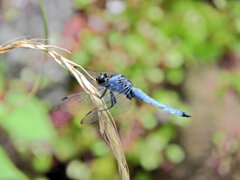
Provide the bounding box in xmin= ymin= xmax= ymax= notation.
xmin=59 ymin=68 xmax=191 ymax=124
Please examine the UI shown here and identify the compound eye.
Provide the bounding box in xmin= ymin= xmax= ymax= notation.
xmin=96 ymin=73 xmax=107 ymax=84
xmin=100 ymin=73 xmax=107 ymax=79
xmin=103 ymin=73 xmax=107 ymax=78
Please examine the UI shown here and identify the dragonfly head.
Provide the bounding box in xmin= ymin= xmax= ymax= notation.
xmin=96 ymin=73 xmax=108 ymax=85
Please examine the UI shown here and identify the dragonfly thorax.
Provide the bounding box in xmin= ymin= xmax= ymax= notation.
xmin=108 ymin=74 xmax=133 ymax=98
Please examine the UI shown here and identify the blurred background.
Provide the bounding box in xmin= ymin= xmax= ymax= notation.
xmin=1 ymin=0 xmax=240 ymax=179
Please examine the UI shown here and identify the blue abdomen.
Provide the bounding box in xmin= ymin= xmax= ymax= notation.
xmin=131 ymin=87 xmax=191 ymax=117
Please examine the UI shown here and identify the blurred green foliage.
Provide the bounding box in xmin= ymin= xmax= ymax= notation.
xmin=1 ymin=0 xmax=240 ymax=179
xmin=0 ymin=147 xmax=28 ymax=180
xmin=1 ymin=91 xmax=56 ymax=142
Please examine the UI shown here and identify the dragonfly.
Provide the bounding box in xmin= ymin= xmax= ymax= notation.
xmin=59 ymin=68 xmax=191 ymax=124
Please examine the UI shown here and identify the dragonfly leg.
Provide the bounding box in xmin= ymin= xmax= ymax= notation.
xmin=107 ymin=91 xmax=116 ymax=109
xmin=99 ymin=88 xmax=108 ymax=99
xmin=111 ymin=91 xmax=116 ymax=104
xmin=107 ymin=91 xmax=116 ymax=110
xmin=100 ymin=91 xmax=116 ymax=111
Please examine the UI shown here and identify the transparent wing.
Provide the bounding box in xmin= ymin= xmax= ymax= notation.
xmin=112 ymin=90 xmax=133 ymax=115
xmin=58 ymin=91 xmax=94 ymax=114
xmin=81 ymin=86 xmax=132 ymax=124
xmin=81 ymin=107 xmax=100 ymax=124
xmin=59 ymin=88 xmax=111 ymax=124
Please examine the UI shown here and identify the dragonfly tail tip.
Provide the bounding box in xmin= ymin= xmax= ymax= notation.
xmin=182 ymin=112 xmax=191 ymax=118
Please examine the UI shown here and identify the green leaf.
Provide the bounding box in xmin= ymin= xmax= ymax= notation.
xmin=85 ymin=36 xmax=105 ymax=54
xmin=32 ymin=153 xmax=52 ymax=173
xmin=134 ymin=171 xmax=151 ymax=180
xmin=125 ymin=34 xmax=148 ymax=58
xmin=139 ymin=142 xmax=163 ymax=171
xmin=166 ymin=50 xmax=184 ymax=68
xmin=71 ymin=50 xmax=91 ymax=66
xmin=0 ymin=146 xmax=29 ymax=180
xmin=54 ymin=136 xmax=79 ymax=161
xmin=67 ymin=160 xmax=91 ymax=180
xmin=157 ymin=124 xmax=177 ymax=141
xmin=140 ymin=112 xmax=157 ymax=130
xmin=91 ymin=141 xmax=109 ymax=157
xmin=147 ymin=6 xmax=164 ymax=23
xmin=146 ymin=68 xmax=164 ymax=84
xmin=166 ymin=68 xmax=184 ymax=85
xmin=92 ymin=156 xmax=117 ymax=180
xmin=166 ymin=144 xmax=185 ymax=164
xmin=108 ymin=32 xmax=124 ymax=46
xmin=73 ymin=0 xmax=95 ymax=9
xmin=0 ymin=91 xmax=56 ymax=143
